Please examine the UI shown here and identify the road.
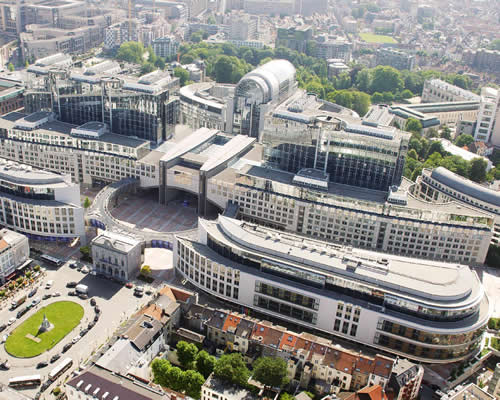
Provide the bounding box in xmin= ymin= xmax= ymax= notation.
xmin=0 ymin=261 xmax=153 ymax=399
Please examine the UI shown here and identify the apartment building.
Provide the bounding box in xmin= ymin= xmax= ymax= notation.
xmin=152 ymin=36 xmax=180 ymax=60
xmin=375 ymin=48 xmax=415 ymax=71
xmin=0 ymin=155 xmax=85 ymax=244
xmin=0 ymin=228 xmax=29 ymax=283
xmin=175 ymin=215 xmax=489 ymax=364
xmin=474 ymin=87 xmax=499 ymax=143
xmin=421 ymin=79 xmax=480 ymax=103
xmin=183 ymin=302 xmax=395 ymax=393
xmin=275 ymin=25 xmax=313 ymax=54
xmin=91 ymin=231 xmax=142 ymax=281
xmin=0 ymin=78 xmax=23 ymax=116
xmin=463 ymin=48 xmax=500 ymax=74
xmin=386 ymin=358 xmax=423 ymax=400
xmin=315 ymin=35 xmax=352 ymax=62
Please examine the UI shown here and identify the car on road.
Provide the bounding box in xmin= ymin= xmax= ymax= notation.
xmin=52 ymin=292 xmax=61 ymax=297
xmin=17 ymin=307 xmax=29 ymax=319
xmin=72 ymin=335 xmax=81 ymax=344
xmin=43 ymin=293 xmax=52 ymax=300
xmin=81 ymin=266 xmax=89 ymax=274
xmin=0 ymin=360 xmax=9 ymax=370
xmin=31 ymin=297 xmax=41 ymax=307
xmin=66 ymin=281 xmax=77 ymax=288
xmin=40 ymin=381 xmax=51 ymax=392
xmin=45 ymin=280 xmax=54 ymax=289
xmin=68 ymin=290 xmax=76 ymax=296
xmin=62 ymin=342 xmax=72 ymax=353
xmin=36 ymin=361 xmax=48 ymax=369
xmin=90 ymin=298 xmax=96 ymax=306
xmin=125 ymin=282 xmax=133 ymax=289
xmin=28 ymin=287 xmax=38 ymax=297
xmin=87 ymin=321 xmax=95 ymax=330
xmin=8 ymin=317 xmax=16 ymax=325
xmin=1 ymin=335 xmax=8 ymax=344
xmin=94 ymin=306 xmax=101 ymax=314
xmin=94 ymin=314 xmax=99 ymax=322
xmin=0 ymin=324 xmax=6 ymax=332
xmin=69 ymin=261 xmax=78 ymax=268
xmin=76 ymin=265 xmax=82 ymax=272
xmin=134 ymin=286 xmax=144 ymax=297
xmin=50 ymin=354 xmax=61 ymax=363
xmin=80 ymin=328 xmax=88 ymax=337
xmin=145 ymin=288 xmax=153 ymax=295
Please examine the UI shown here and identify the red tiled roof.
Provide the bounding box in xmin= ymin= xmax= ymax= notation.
xmin=223 ymin=314 xmax=241 ymax=333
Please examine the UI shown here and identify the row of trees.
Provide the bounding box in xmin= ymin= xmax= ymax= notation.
xmin=152 ymin=341 xmax=289 ymax=399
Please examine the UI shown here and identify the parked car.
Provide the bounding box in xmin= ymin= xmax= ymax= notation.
xmin=0 ymin=360 xmax=9 ymax=370
xmin=0 ymin=324 xmax=7 ymax=332
xmin=43 ymin=293 xmax=51 ymax=300
xmin=94 ymin=315 xmax=99 ymax=322
xmin=80 ymin=328 xmax=88 ymax=337
xmin=1 ymin=335 xmax=8 ymax=344
xmin=72 ymin=335 xmax=81 ymax=344
xmin=62 ymin=343 xmax=72 ymax=353
xmin=66 ymin=281 xmax=77 ymax=288
xmin=87 ymin=321 xmax=95 ymax=330
xmin=50 ymin=354 xmax=60 ymax=363
xmin=8 ymin=317 xmax=16 ymax=325
xmin=52 ymin=292 xmax=61 ymax=297
xmin=94 ymin=306 xmax=101 ymax=314
xmin=78 ymin=293 xmax=88 ymax=300
xmin=125 ymin=282 xmax=133 ymax=289
xmin=36 ymin=361 xmax=48 ymax=369
xmin=81 ymin=266 xmax=89 ymax=274
xmin=31 ymin=297 xmax=41 ymax=307
xmin=28 ymin=287 xmax=38 ymax=297
xmin=68 ymin=291 xmax=76 ymax=296
xmin=69 ymin=261 xmax=78 ymax=268
xmin=45 ymin=280 xmax=54 ymax=289
xmin=90 ymin=298 xmax=96 ymax=306
xmin=145 ymin=288 xmax=153 ymax=295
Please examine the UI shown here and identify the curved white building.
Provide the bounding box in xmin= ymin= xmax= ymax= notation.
xmin=233 ymin=59 xmax=298 ymax=138
xmin=174 ymin=215 xmax=490 ymax=363
xmin=0 ymin=159 xmax=85 ymax=244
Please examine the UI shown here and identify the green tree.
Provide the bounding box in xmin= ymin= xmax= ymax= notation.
xmin=152 ymin=359 xmax=171 ymax=387
xmin=195 ymin=350 xmax=216 ymax=378
xmin=25 ymin=60 xmax=29 ymax=68
xmin=405 ymin=118 xmax=423 ymax=134
xmin=370 ymin=66 xmax=403 ymax=94
xmin=176 ymin=341 xmax=199 ymax=369
xmin=279 ymin=394 xmax=295 ymax=400
xmin=452 ymin=75 xmax=470 ymax=90
xmin=213 ymin=353 xmax=250 ymax=387
xmin=355 ymin=69 xmax=371 ymax=92
xmin=441 ymin=125 xmax=452 ymax=140
xmin=207 ymin=15 xmax=216 ymax=24
xmin=80 ymin=245 xmax=91 ymax=260
xmin=191 ymin=31 xmax=204 ymax=43
xmin=371 ymin=92 xmax=384 ymax=103
xmin=182 ymin=370 xmax=205 ymax=398
xmin=83 ymin=197 xmax=91 ymax=208
xmin=140 ymin=265 xmax=151 ymax=276
xmin=469 ymin=158 xmax=488 ymax=183
xmin=116 ymin=41 xmax=145 ymax=64
xmin=427 ymin=141 xmax=447 ymax=157
xmin=141 ymin=62 xmax=155 ymax=74
xmin=401 ymin=89 xmax=413 ymax=99
xmin=33 ymin=264 xmax=40 ymax=272
xmin=166 ymin=366 xmax=184 ymax=391
xmin=7 ymin=63 xmax=14 ymax=72
xmin=252 ymin=357 xmax=288 ymax=388
xmin=174 ymin=67 xmax=190 ymax=86
xmin=455 ymin=134 xmax=474 ymax=147
xmin=155 ymin=57 xmax=166 ymax=70
xmin=305 ymin=80 xmax=325 ymax=98
xmin=408 ymin=149 xmax=419 ymax=160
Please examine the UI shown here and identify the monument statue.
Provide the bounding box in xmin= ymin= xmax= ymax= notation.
xmin=38 ymin=314 xmax=52 ymax=333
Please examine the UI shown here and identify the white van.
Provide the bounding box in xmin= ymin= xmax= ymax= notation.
xmin=75 ymin=284 xmax=88 ymax=295
xmin=45 ymin=280 xmax=54 ymax=289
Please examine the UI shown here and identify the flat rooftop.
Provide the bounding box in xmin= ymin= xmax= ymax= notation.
xmin=0 ymin=158 xmax=72 ymax=187
xmin=206 ymin=215 xmax=480 ymax=305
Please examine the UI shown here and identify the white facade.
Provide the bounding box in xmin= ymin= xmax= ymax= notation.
xmin=152 ymin=36 xmax=179 ymax=59
xmin=422 ymin=79 xmax=480 ymax=103
xmin=174 ymin=215 xmax=490 ymax=364
xmin=0 ymin=158 xmax=85 ymax=244
xmin=474 ymin=87 xmax=499 ymax=143
xmin=0 ymin=229 xmax=29 ymax=283
xmin=91 ymin=231 xmax=142 ymax=281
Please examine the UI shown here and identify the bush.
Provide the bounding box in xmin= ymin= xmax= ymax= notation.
xmin=53 ymin=387 xmax=61 ymax=395
xmin=0 ymin=290 xmax=5 ymax=297
xmin=491 ymin=337 xmax=500 ymax=351
xmin=34 ymin=265 xmax=41 ymax=272
xmin=488 ymin=318 xmax=500 ymax=330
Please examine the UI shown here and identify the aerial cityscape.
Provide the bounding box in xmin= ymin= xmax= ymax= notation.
xmin=0 ymin=0 xmax=499 ymax=399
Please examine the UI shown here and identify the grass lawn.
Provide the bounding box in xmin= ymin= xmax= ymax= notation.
xmin=360 ymin=33 xmax=397 ymax=44
xmin=5 ymin=301 xmax=84 ymax=358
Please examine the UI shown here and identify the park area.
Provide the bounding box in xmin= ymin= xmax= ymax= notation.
xmin=5 ymin=301 xmax=84 ymax=358
xmin=360 ymin=33 xmax=397 ymax=44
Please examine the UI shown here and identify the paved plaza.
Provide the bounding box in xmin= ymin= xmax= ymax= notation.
xmin=110 ymin=191 xmax=198 ymax=233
